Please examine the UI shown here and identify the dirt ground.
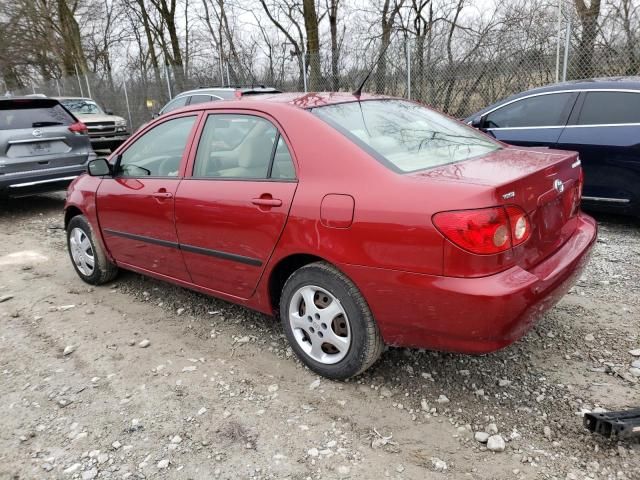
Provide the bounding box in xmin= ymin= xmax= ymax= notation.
xmin=0 ymin=193 xmax=639 ymax=480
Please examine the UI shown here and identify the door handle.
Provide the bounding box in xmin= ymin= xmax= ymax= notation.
xmin=152 ymin=190 xmax=173 ymax=199
xmin=252 ymin=197 xmax=282 ymax=207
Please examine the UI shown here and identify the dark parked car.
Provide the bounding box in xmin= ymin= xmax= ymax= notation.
xmin=0 ymin=97 xmax=94 ymax=197
xmin=65 ymin=93 xmax=595 ymax=379
xmin=465 ymin=77 xmax=640 ymax=216
xmin=157 ymin=86 xmax=281 ymax=116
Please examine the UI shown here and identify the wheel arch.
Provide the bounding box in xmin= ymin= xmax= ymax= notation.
xmin=64 ymin=205 xmax=83 ymax=230
xmin=267 ymin=253 xmax=333 ymax=314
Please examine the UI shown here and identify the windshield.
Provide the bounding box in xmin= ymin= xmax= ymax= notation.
xmin=61 ymin=99 xmax=104 ymax=115
xmin=313 ymin=100 xmax=500 ymax=173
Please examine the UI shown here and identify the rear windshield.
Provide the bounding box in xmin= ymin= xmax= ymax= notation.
xmin=313 ymin=100 xmax=500 ymax=173
xmin=0 ymin=100 xmax=75 ymax=130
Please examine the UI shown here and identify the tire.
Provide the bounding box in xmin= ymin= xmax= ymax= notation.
xmin=280 ymin=262 xmax=384 ymax=379
xmin=67 ymin=214 xmax=118 ymax=285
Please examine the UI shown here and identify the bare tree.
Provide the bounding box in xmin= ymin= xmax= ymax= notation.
xmin=573 ymin=0 xmax=602 ymax=79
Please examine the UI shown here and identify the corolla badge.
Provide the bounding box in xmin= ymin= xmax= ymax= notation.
xmin=554 ymin=179 xmax=565 ymax=193
xmin=32 ymin=129 xmax=43 ymax=137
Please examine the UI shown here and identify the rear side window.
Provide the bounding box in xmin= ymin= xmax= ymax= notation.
xmin=314 ymin=100 xmax=499 ymax=173
xmin=577 ymin=91 xmax=640 ymax=125
xmin=193 ymin=114 xmax=282 ymax=179
xmin=484 ymin=93 xmax=576 ymax=128
xmin=0 ymin=100 xmax=75 ymax=130
xmin=188 ymin=94 xmax=215 ymax=105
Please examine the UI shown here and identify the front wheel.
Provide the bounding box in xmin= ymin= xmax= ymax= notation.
xmin=67 ymin=215 xmax=118 ymax=285
xmin=280 ymin=262 xmax=384 ymax=379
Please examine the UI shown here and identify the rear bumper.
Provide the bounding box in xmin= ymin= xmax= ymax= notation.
xmin=0 ymin=164 xmax=89 ymax=197
xmin=340 ymin=213 xmax=597 ymax=354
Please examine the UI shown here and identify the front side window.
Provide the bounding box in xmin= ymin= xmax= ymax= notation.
xmin=484 ymin=93 xmax=576 ymax=129
xmin=161 ymin=96 xmax=188 ymax=114
xmin=193 ymin=114 xmax=295 ymax=179
xmin=577 ymin=91 xmax=640 ymax=125
xmin=117 ymin=116 xmax=196 ymax=177
xmin=314 ymin=100 xmax=499 ymax=173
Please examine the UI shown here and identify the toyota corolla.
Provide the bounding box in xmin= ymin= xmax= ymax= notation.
xmin=64 ymin=92 xmax=597 ymax=379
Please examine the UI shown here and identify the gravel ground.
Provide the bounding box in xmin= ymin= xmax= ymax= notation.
xmin=0 ymin=193 xmax=639 ymax=480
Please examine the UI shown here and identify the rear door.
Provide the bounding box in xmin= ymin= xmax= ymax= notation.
xmin=96 ymin=113 xmax=199 ymax=281
xmin=556 ymin=90 xmax=640 ymax=208
xmin=175 ymin=112 xmax=298 ymax=299
xmin=0 ymin=98 xmax=90 ymax=174
xmin=482 ymin=92 xmax=579 ymax=147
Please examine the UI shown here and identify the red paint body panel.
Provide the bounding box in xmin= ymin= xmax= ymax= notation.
xmin=65 ymin=92 xmax=598 ymax=354
xmin=96 ymin=177 xmax=192 ymax=281
xmin=338 ymin=213 xmax=595 ymax=352
xmin=174 ymin=179 xmax=297 ymax=298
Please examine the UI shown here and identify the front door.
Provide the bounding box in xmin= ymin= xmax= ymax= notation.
xmin=482 ymin=91 xmax=579 ymax=147
xmin=96 ymin=114 xmax=199 ymax=281
xmin=175 ymin=113 xmax=298 ymax=299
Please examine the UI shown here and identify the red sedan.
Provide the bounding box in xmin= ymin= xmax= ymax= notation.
xmin=64 ymin=92 xmax=597 ymax=379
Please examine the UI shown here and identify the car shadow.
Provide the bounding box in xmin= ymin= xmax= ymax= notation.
xmin=0 ymin=193 xmax=66 ymax=220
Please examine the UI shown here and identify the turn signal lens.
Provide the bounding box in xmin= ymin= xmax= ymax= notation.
xmin=433 ymin=206 xmax=531 ymax=255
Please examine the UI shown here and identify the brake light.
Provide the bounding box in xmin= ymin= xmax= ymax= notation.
xmin=433 ymin=206 xmax=531 ymax=255
xmin=69 ymin=122 xmax=88 ymax=135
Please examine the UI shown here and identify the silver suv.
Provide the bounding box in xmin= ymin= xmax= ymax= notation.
xmin=0 ymin=97 xmax=94 ymax=197
xmin=158 ymin=86 xmax=281 ymax=116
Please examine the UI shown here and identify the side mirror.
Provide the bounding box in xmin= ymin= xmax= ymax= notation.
xmin=87 ymin=158 xmax=111 ymax=176
xmin=470 ymin=116 xmax=485 ymax=129
xmin=105 ymin=109 xmax=114 ymax=115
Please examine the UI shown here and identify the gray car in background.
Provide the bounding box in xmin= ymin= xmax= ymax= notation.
xmin=157 ymin=86 xmax=281 ymax=115
xmin=0 ymin=97 xmax=94 ymax=198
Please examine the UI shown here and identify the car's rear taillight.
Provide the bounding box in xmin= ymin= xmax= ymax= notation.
xmin=433 ymin=206 xmax=531 ymax=255
xmin=505 ymin=206 xmax=531 ymax=247
xmin=69 ymin=122 xmax=88 ymax=135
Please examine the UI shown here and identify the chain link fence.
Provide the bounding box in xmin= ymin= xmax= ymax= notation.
xmin=8 ymin=1 xmax=639 ymax=131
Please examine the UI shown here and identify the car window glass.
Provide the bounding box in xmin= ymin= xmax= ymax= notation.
xmin=314 ymin=100 xmax=499 ymax=173
xmin=577 ymin=91 xmax=640 ymax=125
xmin=193 ymin=114 xmax=278 ymax=179
xmin=117 ymin=116 xmax=196 ymax=177
xmin=485 ymin=93 xmax=574 ymax=128
xmin=270 ymin=136 xmax=296 ymax=179
xmin=60 ymin=99 xmax=104 ymax=115
xmin=161 ymin=96 xmax=188 ymax=114
xmin=189 ymin=94 xmax=214 ymax=105
xmin=0 ymin=101 xmax=75 ymax=130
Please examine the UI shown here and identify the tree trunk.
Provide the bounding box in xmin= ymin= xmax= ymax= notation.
xmin=573 ymin=0 xmax=602 ymax=79
xmin=328 ymin=0 xmax=340 ymax=90
xmin=302 ymin=0 xmax=321 ymax=90
xmin=56 ymin=0 xmax=87 ymax=76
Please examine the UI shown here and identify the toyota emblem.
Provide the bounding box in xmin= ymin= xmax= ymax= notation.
xmin=32 ymin=129 xmax=43 ymax=137
xmin=553 ymin=179 xmax=564 ymax=193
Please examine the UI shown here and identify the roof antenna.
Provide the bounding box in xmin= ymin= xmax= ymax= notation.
xmin=353 ymin=40 xmax=392 ymax=98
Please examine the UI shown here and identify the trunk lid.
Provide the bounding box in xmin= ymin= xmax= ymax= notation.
xmin=415 ymin=146 xmax=583 ymax=269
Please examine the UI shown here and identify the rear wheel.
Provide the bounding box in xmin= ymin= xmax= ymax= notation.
xmin=280 ymin=262 xmax=384 ymax=379
xmin=67 ymin=215 xmax=118 ymax=285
